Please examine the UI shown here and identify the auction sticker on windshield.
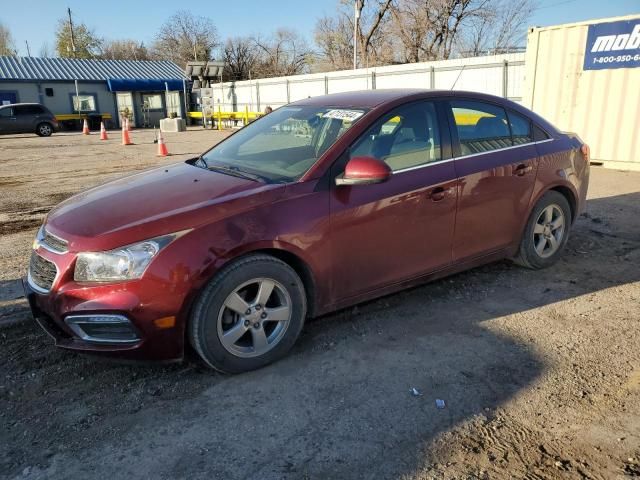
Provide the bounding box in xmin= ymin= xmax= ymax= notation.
xmin=323 ymin=109 xmax=365 ymax=121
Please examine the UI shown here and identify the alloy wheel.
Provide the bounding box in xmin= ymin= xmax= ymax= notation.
xmin=217 ymin=278 xmax=292 ymax=358
xmin=533 ymin=204 xmax=565 ymax=258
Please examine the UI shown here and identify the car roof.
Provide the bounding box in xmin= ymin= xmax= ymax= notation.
xmin=0 ymin=103 xmax=45 ymax=107
xmin=290 ymin=89 xmax=428 ymax=108
xmin=290 ymin=89 xmax=560 ymax=135
xmin=289 ymin=89 xmax=518 ymax=109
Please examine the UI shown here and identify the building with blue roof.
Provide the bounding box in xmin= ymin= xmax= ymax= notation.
xmin=0 ymin=56 xmax=187 ymax=129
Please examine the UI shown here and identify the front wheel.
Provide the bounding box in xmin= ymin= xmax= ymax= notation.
xmin=514 ymin=191 xmax=572 ymax=269
xmin=188 ymin=254 xmax=307 ymax=373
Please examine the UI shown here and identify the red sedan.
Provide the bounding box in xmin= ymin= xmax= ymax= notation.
xmin=24 ymin=90 xmax=590 ymax=373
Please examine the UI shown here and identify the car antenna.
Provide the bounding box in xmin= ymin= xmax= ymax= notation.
xmin=450 ymin=64 xmax=466 ymax=91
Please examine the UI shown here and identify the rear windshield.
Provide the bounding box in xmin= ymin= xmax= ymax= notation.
xmin=198 ymin=106 xmax=367 ymax=182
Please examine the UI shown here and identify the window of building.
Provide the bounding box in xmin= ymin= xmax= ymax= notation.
xmin=45 ymin=88 xmax=54 ymax=97
xmin=142 ymin=94 xmax=163 ymax=110
xmin=72 ymin=94 xmax=97 ymax=112
xmin=508 ymin=110 xmax=533 ymax=145
xmin=450 ymin=100 xmax=512 ymax=155
xmin=350 ymin=101 xmax=441 ymax=171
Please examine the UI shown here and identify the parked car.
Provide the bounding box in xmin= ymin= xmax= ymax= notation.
xmin=0 ymin=103 xmax=58 ymax=136
xmin=24 ymin=90 xmax=590 ymax=373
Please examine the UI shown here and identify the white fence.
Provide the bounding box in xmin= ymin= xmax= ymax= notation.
xmin=206 ymin=53 xmax=526 ymax=112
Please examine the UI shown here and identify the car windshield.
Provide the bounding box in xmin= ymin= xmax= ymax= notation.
xmin=197 ymin=106 xmax=368 ymax=183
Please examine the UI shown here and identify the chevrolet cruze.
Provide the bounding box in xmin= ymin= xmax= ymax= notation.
xmin=24 ymin=90 xmax=590 ymax=373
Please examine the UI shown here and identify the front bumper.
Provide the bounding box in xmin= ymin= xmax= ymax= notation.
xmin=23 ymin=273 xmax=186 ymax=363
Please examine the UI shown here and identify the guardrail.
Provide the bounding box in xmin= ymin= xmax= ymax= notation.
xmin=55 ymin=113 xmax=113 ymax=121
xmin=187 ymin=106 xmax=263 ymax=130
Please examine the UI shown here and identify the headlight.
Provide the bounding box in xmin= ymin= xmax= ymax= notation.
xmin=74 ymin=233 xmax=182 ymax=282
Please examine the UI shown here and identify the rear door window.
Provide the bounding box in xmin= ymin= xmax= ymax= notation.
xmin=15 ymin=105 xmax=44 ymax=116
xmin=450 ymin=100 xmax=512 ymax=156
xmin=507 ymin=110 xmax=533 ymax=145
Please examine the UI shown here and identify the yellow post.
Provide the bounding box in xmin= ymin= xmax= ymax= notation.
xmin=244 ymin=105 xmax=249 ymax=126
xmin=217 ymin=105 xmax=222 ymax=131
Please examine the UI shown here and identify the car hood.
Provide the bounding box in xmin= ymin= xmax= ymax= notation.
xmin=45 ymin=162 xmax=284 ymax=251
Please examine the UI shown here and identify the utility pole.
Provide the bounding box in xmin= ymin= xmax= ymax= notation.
xmin=67 ymin=7 xmax=77 ymax=57
xmin=353 ymin=0 xmax=362 ymax=70
xmin=25 ymin=40 xmax=31 ymax=57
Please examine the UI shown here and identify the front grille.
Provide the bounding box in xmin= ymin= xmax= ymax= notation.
xmin=29 ymin=252 xmax=57 ymax=292
xmin=41 ymin=228 xmax=68 ymax=253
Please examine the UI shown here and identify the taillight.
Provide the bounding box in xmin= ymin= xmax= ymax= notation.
xmin=580 ymin=144 xmax=590 ymax=162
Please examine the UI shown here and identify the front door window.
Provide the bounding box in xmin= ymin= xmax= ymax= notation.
xmin=351 ymin=101 xmax=442 ymax=171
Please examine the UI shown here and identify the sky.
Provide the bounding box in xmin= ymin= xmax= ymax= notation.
xmin=1 ymin=0 xmax=639 ymax=57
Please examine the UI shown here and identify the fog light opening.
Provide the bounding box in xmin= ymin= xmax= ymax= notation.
xmin=64 ymin=315 xmax=141 ymax=344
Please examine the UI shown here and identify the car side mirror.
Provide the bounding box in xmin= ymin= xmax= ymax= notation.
xmin=335 ymin=156 xmax=392 ymax=186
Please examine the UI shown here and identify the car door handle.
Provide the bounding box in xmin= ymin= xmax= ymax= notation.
xmin=513 ymin=164 xmax=533 ymax=176
xmin=427 ymin=186 xmax=452 ymax=202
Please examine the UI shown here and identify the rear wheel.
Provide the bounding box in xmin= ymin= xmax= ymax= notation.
xmin=188 ymin=254 xmax=306 ymax=373
xmin=514 ymin=191 xmax=571 ymax=269
xmin=36 ymin=122 xmax=53 ymax=137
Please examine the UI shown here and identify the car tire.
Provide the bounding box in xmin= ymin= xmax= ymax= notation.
xmin=514 ymin=190 xmax=572 ymax=269
xmin=188 ymin=254 xmax=307 ymax=373
xmin=36 ymin=122 xmax=53 ymax=137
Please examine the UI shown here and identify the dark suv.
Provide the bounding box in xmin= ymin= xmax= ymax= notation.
xmin=0 ymin=103 xmax=58 ymax=136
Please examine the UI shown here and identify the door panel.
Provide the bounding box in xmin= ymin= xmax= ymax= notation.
xmin=329 ymin=100 xmax=457 ymax=301
xmin=330 ymin=161 xmax=457 ymax=300
xmin=453 ymin=145 xmax=538 ymax=260
xmin=0 ymin=107 xmax=17 ymax=133
xmin=447 ymin=99 xmax=538 ymax=261
xmin=13 ymin=106 xmax=35 ymax=133
xmin=116 ymin=92 xmax=135 ymax=127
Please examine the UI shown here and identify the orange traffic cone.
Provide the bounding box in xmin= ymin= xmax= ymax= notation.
xmin=82 ymin=118 xmax=90 ymax=135
xmin=99 ymin=122 xmax=108 ymax=140
xmin=156 ymin=129 xmax=169 ymax=157
xmin=121 ymin=121 xmax=133 ymax=146
xmin=126 ymin=118 xmax=132 ymax=132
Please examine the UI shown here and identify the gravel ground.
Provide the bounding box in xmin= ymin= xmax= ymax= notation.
xmin=0 ymin=130 xmax=639 ymax=479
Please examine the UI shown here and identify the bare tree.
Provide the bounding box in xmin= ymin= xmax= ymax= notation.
xmin=152 ymin=11 xmax=220 ymax=67
xmin=389 ymin=0 xmax=432 ymax=63
xmin=355 ymin=0 xmax=395 ymax=67
xmin=390 ymin=0 xmax=535 ymax=61
xmin=314 ymin=0 xmax=395 ymax=70
xmin=253 ymin=29 xmax=311 ymax=77
xmin=223 ymin=36 xmax=260 ymax=81
xmin=314 ymin=15 xmax=354 ymax=71
xmin=39 ymin=42 xmax=53 ymax=58
xmin=392 ymin=0 xmax=488 ymax=61
xmin=0 ymin=22 xmax=17 ymax=56
xmin=457 ymin=0 xmax=536 ymax=56
xmin=101 ymin=40 xmax=150 ymax=61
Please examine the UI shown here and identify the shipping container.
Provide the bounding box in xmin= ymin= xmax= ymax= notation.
xmin=523 ymin=14 xmax=640 ymax=170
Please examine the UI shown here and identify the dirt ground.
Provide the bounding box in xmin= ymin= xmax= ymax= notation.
xmin=0 ymin=129 xmax=639 ymax=480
